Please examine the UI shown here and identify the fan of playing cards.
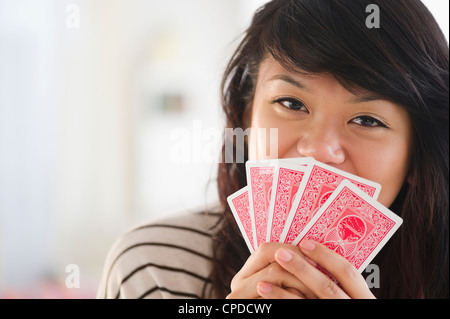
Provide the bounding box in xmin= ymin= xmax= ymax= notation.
xmin=227 ymin=157 xmax=403 ymax=273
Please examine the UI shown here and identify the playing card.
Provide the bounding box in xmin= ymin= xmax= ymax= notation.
xmin=292 ymin=180 xmax=402 ymax=272
xmin=227 ymin=186 xmax=255 ymax=253
xmin=246 ymin=160 xmax=276 ymax=248
xmin=281 ymin=160 xmax=382 ymax=244
xmin=266 ymin=158 xmax=313 ymax=243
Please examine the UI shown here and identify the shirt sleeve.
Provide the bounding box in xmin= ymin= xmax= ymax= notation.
xmin=96 ymin=212 xmax=221 ymax=299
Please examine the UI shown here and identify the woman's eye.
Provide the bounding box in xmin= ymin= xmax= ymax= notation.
xmin=351 ymin=116 xmax=388 ymax=128
xmin=273 ymin=97 xmax=308 ymax=111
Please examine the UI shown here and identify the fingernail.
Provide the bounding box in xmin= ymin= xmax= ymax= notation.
xmin=300 ymin=240 xmax=315 ymax=251
xmin=276 ymin=248 xmax=293 ymax=262
xmin=257 ymin=282 xmax=272 ymax=295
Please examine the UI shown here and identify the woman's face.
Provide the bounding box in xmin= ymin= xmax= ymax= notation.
xmin=248 ymin=56 xmax=413 ymax=207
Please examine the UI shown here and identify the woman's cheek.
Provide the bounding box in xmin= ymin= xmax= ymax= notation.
xmin=351 ymin=142 xmax=410 ymax=208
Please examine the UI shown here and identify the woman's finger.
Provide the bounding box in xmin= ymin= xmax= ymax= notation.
xmin=234 ymin=242 xmax=300 ymax=279
xmin=275 ymin=247 xmax=350 ymax=299
xmin=228 ymin=260 xmax=315 ymax=299
xmin=257 ymin=281 xmax=306 ymax=299
xmin=298 ymin=240 xmax=375 ymax=299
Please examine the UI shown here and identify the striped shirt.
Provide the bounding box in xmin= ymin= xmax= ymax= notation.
xmin=97 ymin=211 xmax=222 ymax=299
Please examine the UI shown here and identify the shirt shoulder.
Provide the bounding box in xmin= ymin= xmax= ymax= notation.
xmin=97 ymin=211 xmax=222 ymax=299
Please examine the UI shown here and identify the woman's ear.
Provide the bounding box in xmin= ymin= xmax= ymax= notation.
xmin=406 ymin=174 xmax=413 ymax=185
xmin=405 ymin=165 xmax=415 ymax=185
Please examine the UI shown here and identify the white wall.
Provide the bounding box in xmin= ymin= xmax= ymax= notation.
xmin=0 ymin=0 xmax=265 ymax=297
xmin=422 ymin=0 xmax=449 ymax=41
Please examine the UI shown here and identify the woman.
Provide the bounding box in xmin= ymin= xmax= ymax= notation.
xmin=98 ymin=0 xmax=448 ymax=299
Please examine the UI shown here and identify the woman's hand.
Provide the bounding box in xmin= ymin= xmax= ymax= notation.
xmin=259 ymin=240 xmax=376 ymax=299
xmin=226 ymin=240 xmax=376 ymax=299
xmin=226 ymin=242 xmax=316 ymax=299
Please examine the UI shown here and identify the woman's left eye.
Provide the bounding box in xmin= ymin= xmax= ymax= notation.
xmin=351 ymin=116 xmax=388 ymax=128
xmin=271 ymin=97 xmax=308 ymax=112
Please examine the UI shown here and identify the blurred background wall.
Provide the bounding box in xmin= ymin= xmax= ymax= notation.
xmin=0 ymin=0 xmax=448 ymax=298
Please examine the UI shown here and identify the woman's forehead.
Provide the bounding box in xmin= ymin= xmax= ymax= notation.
xmin=256 ymin=56 xmax=381 ymax=102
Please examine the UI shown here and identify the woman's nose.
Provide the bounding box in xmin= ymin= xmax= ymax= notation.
xmin=295 ymin=124 xmax=346 ymax=165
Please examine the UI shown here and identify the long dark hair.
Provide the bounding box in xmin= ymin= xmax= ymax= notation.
xmin=210 ymin=0 xmax=449 ymax=299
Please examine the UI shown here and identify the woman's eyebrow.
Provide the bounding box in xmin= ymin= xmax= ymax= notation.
xmin=268 ymin=75 xmax=311 ymax=92
xmin=269 ymin=74 xmax=383 ymax=103
xmin=348 ymin=93 xmax=383 ymax=104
